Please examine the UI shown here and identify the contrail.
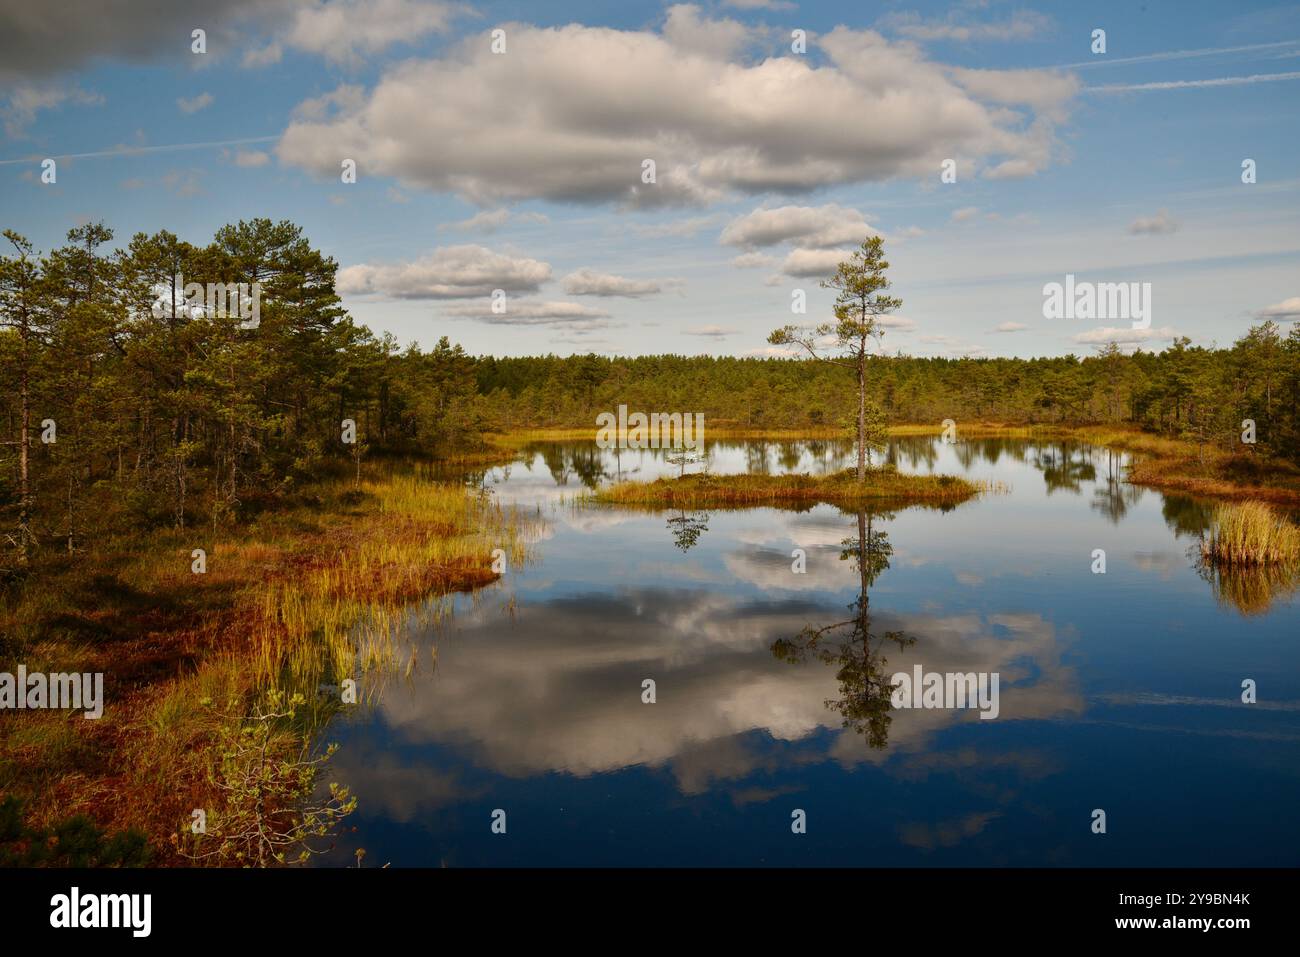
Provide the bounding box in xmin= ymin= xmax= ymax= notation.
xmin=0 ymin=134 xmax=278 ymax=166
xmin=1086 ymin=70 xmax=1300 ymax=93
xmin=1056 ymin=39 xmax=1300 ymax=69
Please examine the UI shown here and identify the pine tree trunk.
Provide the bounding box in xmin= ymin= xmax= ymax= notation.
xmin=856 ymin=349 xmax=866 ymax=482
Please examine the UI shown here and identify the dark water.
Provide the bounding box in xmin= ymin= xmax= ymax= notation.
xmin=321 ymin=437 xmax=1300 ymax=867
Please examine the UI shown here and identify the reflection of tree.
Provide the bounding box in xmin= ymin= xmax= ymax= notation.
xmin=746 ymin=441 xmax=772 ymax=475
xmin=535 ymin=442 xmax=610 ymax=489
xmin=1090 ymin=448 xmax=1144 ymax=523
xmin=1032 ymin=443 xmax=1096 ymax=494
xmin=666 ymin=509 xmax=710 ymax=552
xmin=772 ymin=510 xmax=913 ymax=749
xmin=1161 ymin=493 xmax=1213 ymax=539
xmin=892 ymin=435 xmax=938 ymax=472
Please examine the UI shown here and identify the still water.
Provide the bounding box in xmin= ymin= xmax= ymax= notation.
xmin=321 ymin=437 xmax=1300 ymax=866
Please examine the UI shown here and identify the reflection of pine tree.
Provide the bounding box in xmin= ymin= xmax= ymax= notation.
xmin=772 ymin=510 xmax=913 ymax=749
xmin=666 ymin=509 xmax=709 ymax=552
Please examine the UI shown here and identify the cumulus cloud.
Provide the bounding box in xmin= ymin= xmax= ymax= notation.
xmin=276 ymin=11 xmax=1077 ymax=205
xmin=778 ymin=247 xmax=854 ymax=278
xmin=721 ymin=204 xmax=876 ymax=249
xmin=0 ymin=0 xmax=464 ymax=83
xmin=0 ymin=0 xmax=286 ymax=82
xmin=1255 ymin=297 xmax=1300 ymax=322
xmin=561 ymin=268 xmax=683 ymax=297
xmin=284 ymin=0 xmax=467 ymax=65
xmin=337 ymin=245 xmax=551 ymax=299
xmin=950 ymin=206 xmax=981 ymax=222
xmin=994 ymin=321 xmax=1029 ymax=332
xmin=1127 ymin=209 xmax=1179 ymax=235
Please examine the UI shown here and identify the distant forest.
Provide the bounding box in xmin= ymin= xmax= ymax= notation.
xmin=3 ymin=219 xmax=1298 ymax=555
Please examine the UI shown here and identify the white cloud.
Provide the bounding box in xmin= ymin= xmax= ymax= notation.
xmin=562 ymin=268 xmax=683 ymax=297
xmin=950 ymin=206 xmax=980 ymax=222
xmin=2 ymin=83 xmax=103 ymax=137
xmin=778 ymin=247 xmax=853 ymax=278
xmin=338 ymin=245 xmax=551 ymax=299
xmin=285 ymin=0 xmax=467 ymax=65
xmin=1072 ymin=325 xmax=1177 ymax=345
xmin=442 ymin=209 xmax=510 ymax=233
xmin=731 ymin=252 xmax=778 ymax=269
xmin=662 ymin=3 xmax=759 ymax=60
xmin=441 ymin=299 xmax=612 ymax=326
xmin=277 ymin=15 xmax=1076 ymax=205
xmin=1128 ymin=209 xmax=1179 ymax=235
xmin=440 ymin=209 xmax=551 ymax=233
xmin=177 ymin=93 xmax=214 ymax=114
xmin=721 ymin=204 xmax=876 ymax=249
xmin=994 ymin=321 xmax=1029 ymax=333
xmin=1255 ymin=297 xmax=1300 ymax=322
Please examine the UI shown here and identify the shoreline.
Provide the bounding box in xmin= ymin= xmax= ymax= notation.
xmin=482 ymin=423 xmax=1300 ymax=505
xmin=0 ymin=469 xmax=528 ymax=864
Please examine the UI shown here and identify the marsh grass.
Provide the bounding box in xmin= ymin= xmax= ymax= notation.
xmin=0 ymin=469 xmax=535 ymax=861
xmin=592 ymin=469 xmax=980 ymax=509
xmin=1200 ymin=501 xmax=1300 ymax=566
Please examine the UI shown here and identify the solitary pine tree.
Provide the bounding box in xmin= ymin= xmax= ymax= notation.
xmin=768 ymin=236 xmax=901 ymax=481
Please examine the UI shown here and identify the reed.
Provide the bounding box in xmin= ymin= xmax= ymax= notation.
xmin=1200 ymin=501 xmax=1300 ymax=565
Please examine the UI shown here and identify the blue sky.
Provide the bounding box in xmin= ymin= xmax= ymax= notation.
xmin=2 ymin=0 xmax=1298 ymax=359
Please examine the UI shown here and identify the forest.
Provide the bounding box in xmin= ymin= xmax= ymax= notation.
xmin=2 ymin=217 xmax=1299 ymax=567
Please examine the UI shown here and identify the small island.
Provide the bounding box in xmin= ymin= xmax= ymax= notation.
xmin=593 ymin=469 xmax=983 ymax=510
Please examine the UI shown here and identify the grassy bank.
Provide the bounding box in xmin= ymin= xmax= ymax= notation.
xmin=0 ymin=467 xmax=531 ymax=864
xmin=592 ymin=469 xmax=983 ymax=510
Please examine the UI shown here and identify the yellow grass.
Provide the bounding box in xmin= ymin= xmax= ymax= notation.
xmin=1200 ymin=501 xmax=1300 ymax=566
xmin=592 ymin=469 xmax=981 ymax=509
xmin=0 ymin=470 xmax=536 ymax=861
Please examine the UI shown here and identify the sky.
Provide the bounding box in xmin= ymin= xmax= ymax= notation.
xmin=1 ymin=0 xmax=1298 ymax=360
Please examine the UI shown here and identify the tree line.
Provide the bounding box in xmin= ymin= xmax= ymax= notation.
xmin=478 ymin=326 xmax=1300 ymax=454
xmin=0 ymin=219 xmax=487 ymax=568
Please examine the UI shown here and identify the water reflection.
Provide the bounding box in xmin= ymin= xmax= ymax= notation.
xmin=330 ymin=435 xmax=1300 ymax=865
xmin=667 ymin=509 xmax=711 ymax=552
xmin=773 ymin=511 xmax=912 ymax=750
